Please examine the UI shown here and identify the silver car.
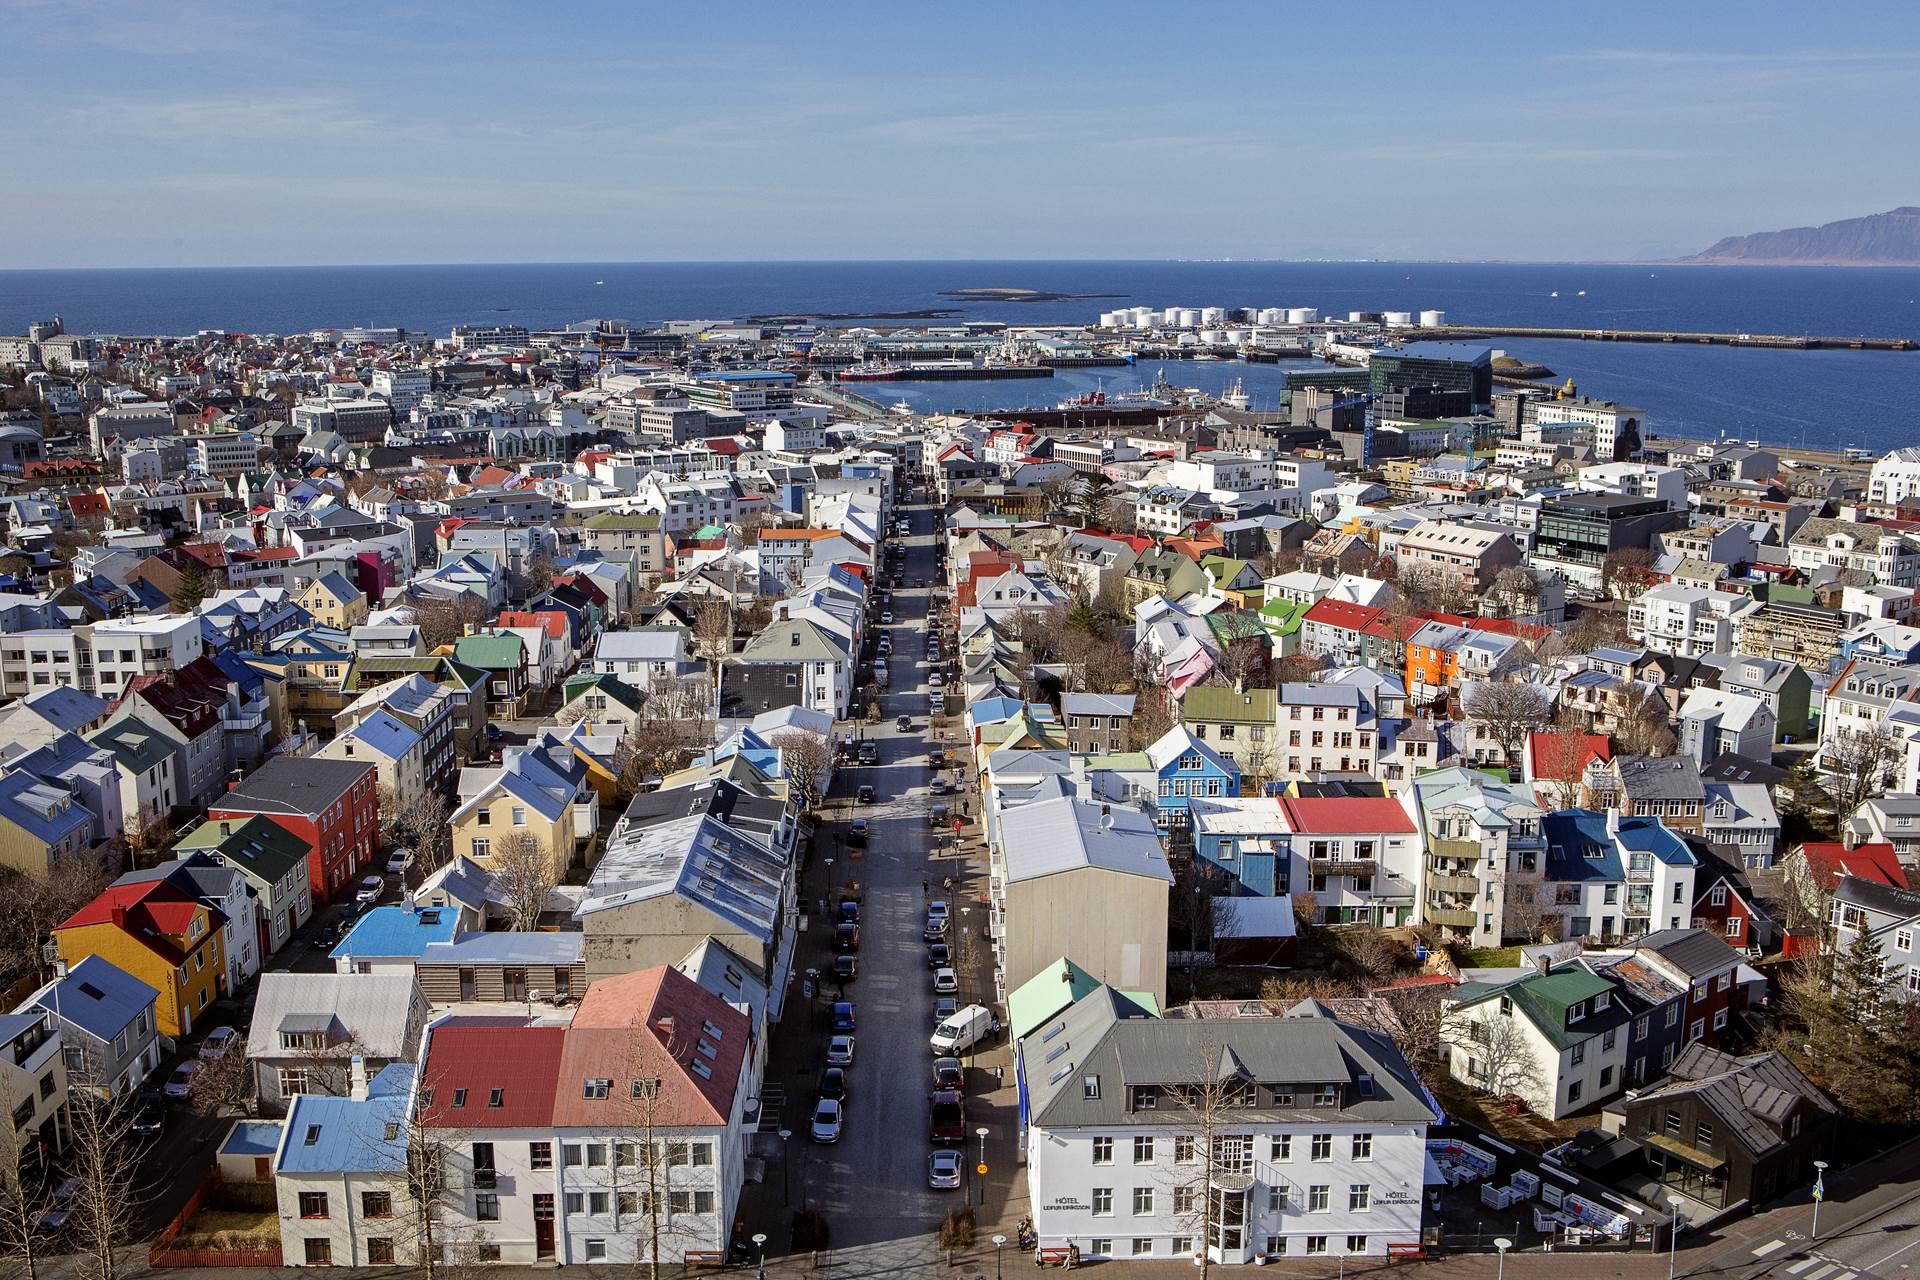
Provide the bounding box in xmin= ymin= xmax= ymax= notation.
xmin=810 ymin=1098 xmax=843 ymax=1144
xmin=928 ymin=1148 xmax=963 ymax=1190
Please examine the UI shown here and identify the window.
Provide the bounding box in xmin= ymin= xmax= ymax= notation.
xmin=1695 ymin=1121 xmax=1714 ymax=1148
xmin=1899 ymin=929 xmax=1915 ymax=953
xmin=1315 ymin=1084 xmax=1339 ymax=1107
xmin=1689 ymin=1019 xmax=1705 ymax=1043
xmin=1174 ymin=1187 xmax=1198 ymax=1215
xmin=1634 ymin=1016 xmax=1650 ymax=1039
xmin=1083 ymin=1075 xmax=1100 ymax=1100
xmin=1712 ymin=1008 xmax=1729 ymax=1031
xmin=589 ymin=1192 xmax=609 ymax=1214
xmin=1307 ymin=1236 xmax=1329 ymax=1255
xmin=1311 ymin=1134 xmax=1332 ymax=1162
xmin=367 ymin=1238 xmax=394 ymax=1265
xmin=585 ymin=1143 xmax=607 ymax=1167
xmin=1567 ymin=1080 xmax=1584 ymax=1104
xmin=1132 ymin=1238 xmax=1153 ymax=1257
xmin=1666 ymin=1004 xmax=1681 ymax=1028
xmin=304 ymin=1239 xmax=332 ymax=1266
xmin=298 ymin=1192 xmax=329 ymax=1219
xmin=1270 ymin=1135 xmax=1292 ymax=1161
xmin=1349 ymin=1184 xmax=1371 ymax=1212
xmin=1716 ymin=972 xmax=1732 ymax=992
xmin=563 ymin=1144 xmax=583 ymax=1167
xmin=1266 ymin=1236 xmax=1287 ymax=1257
xmin=1309 ymin=1185 xmax=1330 ymax=1213
xmin=471 ymin=838 xmax=490 ymax=859
xmin=1133 ymin=1187 xmax=1154 ymax=1216
xmin=530 ymin=1141 xmax=552 ymax=1169
xmin=584 ymin=1240 xmax=607 ymax=1262
xmin=1175 ymin=1135 xmax=1197 ymax=1164
xmin=1351 ymin=1133 xmax=1372 ymax=1161
xmin=362 ymin=1191 xmax=392 ymax=1219
xmin=1348 ymin=1235 xmax=1369 ymax=1255
xmin=1133 ymin=1136 xmax=1154 ymax=1164
xmin=475 ymin=1193 xmax=499 ymax=1222
xmin=512 ymin=806 xmax=526 ymax=826
xmin=1710 ymin=883 xmax=1727 ymax=907
xmin=1092 ymin=1136 xmax=1113 ymax=1164
xmin=583 ymin=1077 xmax=611 ymax=1099
xmin=1269 ymin=1185 xmax=1290 ymax=1211
xmin=1090 ymin=1239 xmax=1113 ymax=1259
xmin=1571 ymin=1042 xmax=1586 ymax=1066
xmin=279 ymin=1067 xmax=310 ymax=1096
xmin=1092 ymin=1188 xmax=1113 ymax=1216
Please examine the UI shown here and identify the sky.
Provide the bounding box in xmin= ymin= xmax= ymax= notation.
xmin=2 ymin=0 xmax=1918 ymax=268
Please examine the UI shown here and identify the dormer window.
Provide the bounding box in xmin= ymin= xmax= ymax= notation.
xmin=1315 ymin=1084 xmax=1339 ymax=1107
xmin=1082 ymin=1074 xmax=1100 ymax=1100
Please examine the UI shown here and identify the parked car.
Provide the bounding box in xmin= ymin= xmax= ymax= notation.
xmin=354 ymin=875 xmax=383 ymax=907
xmin=930 ymin=777 xmax=950 ymax=796
xmin=858 ymin=742 xmax=879 ymax=765
xmin=817 ymin=1066 xmax=849 ymax=1104
xmin=856 ymin=784 xmax=875 ymax=804
xmin=928 ymin=1089 xmax=966 ymax=1143
xmin=928 ymin=1148 xmax=963 ymax=1190
xmin=198 ymin=1026 xmax=237 ymax=1059
xmin=929 ymin=803 xmax=950 ymax=828
xmin=896 ymin=714 xmax=912 ymax=732
xmin=927 ymin=900 xmax=950 ymax=925
xmin=131 ymin=1101 xmax=165 ymax=1137
xmin=35 ymin=1178 xmax=82 ymax=1231
xmin=385 ymin=848 xmax=414 ymax=875
xmin=163 ymin=1061 xmax=199 ymax=1100
xmin=826 ymin=1034 xmax=856 ymax=1066
xmin=838 ymin=900 xmax=860 ymax=924
xmin=930 ymin=1004 xmax=994 ymax=1055
xmin=932 ymin=966 xmax=958 ymax=994
xmin=931 ymin=996 xmax=958 ymax=1028
xmin=810 ymin=1098 xmax=843 ymax=1144
xmin=929 ymin=749 xmax=946 ymax=768
xmin=847 ymin=819 xmax=868 ymax=847
xmin=881 ymin=612 xmax=894 ymax=625
xmin=835 ymin=923 xmax=861 ymax=952
xmin=831 ymin=1001 xmax=857 ymax=1033
xmin=932 ymin=1058 xmax=964 ymax=1093
xmin=927 ymin=942 xmax=950 ymax=969
xmin=832 ymin=954 xmax=858 ymax=982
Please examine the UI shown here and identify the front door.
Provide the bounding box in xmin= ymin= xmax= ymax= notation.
xmin=533 ymin=1195 xmax=555 ymax=1258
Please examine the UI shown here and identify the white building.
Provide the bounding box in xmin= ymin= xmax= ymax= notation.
xmin=1022 ymin=993 xmax=1434 ymax=1266
xmin=1628 ymin=584 xmax=1756 ymax=659
xmin=1868 ymin=446 xmax=1920 ymax=508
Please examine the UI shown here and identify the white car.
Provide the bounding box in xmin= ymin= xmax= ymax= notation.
xmin=881 ymin=612 xmax=894 ymax=625
xmin=354 ymin=875 xmax=383 ymax=906
xmin=826 ymin=1034 xmax=856 ymax=1067
xmin=163 ymin=1060 xmax=199 ymax=1100
xmin=933 ymin=966 xmax=958 ymax=994
xmin=810 ymin=1098 xmax=843 ymax=1143
xmin=928 ymin=1149 xmax=963 ymax=1190
xmin=385 ymin=848 xmax=414 ymax=875
xmin=198 ymin=1026 xmax=237 ymax=1060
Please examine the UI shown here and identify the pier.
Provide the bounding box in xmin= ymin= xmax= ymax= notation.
xmin=1405 ymin=324 xmax=1915 ymax=351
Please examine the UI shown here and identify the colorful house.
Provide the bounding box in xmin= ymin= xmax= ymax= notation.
xmin=1142 ymin=726 xmax=1240 ymax=831
xmin=53 ymin=878 xmax=227 ymax=1038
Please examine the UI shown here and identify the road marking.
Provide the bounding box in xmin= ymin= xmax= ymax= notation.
xmin=1803 ymin=1265 xmax=1837 ymax=1279
xmin=1754 ymin=1242 xmax=1788 ymax=1259
xmin=1785 ymin=1260 xmax=1816 ymax=1274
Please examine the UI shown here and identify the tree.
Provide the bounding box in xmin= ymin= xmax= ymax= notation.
xmin=490 ymin=830 xmax=556 ymax=931
xmin=1823 ymin=722 xmax=1905 ymax=829
xmin=1330 ymin=929 xmax=1407 ymax=987
xmin=1163 ymin=1039 xmax=1252 ymax=1278
xmin=1485 ymin=564 xmax=1543 ymax=621
xmin=0 ymin=857 xmax=114 ymax=990
xmin=1073 ymin=471 xmax=1117 ymax=530
xmin=1601 ymin=547 xmax=1657 ymax=602
xmin=691 ymin=600 xmax=734 ymax=681
xmin=1531 ymin=720 xmax=1594 ymax=811
xmin=1443 ymin=1005 xmax=1545 ymax=1103
xmin=1129 ymin=685 xmax=1176 ymax=750
xmin=1560 ymin=604 xmax=1630 ymax=655
xmin=1614 ymin=711 xmax=1678 ymax=759
xmin=409 ymin=593 xmax=491 ymax=651
xmin=522 ymin=546 xmax=557 ymax=601
xmin=170 ymin=561 xmax=208 ymax=613
xmin=391 ymin=790 xmax=452 ymax=884
xmin=772 ymin=730 xmax=833 ymax=816
xmin=1270 ymin=653 xmax=1327 ymax=686
xmin=65 ymin=1093 xmax=137 ymax=1280
xmin=1781 ymin=930 xmax=1920 ymax=1124
xmin=392 ymin=1080 xmax=491 ymax=1279
xmin=0 ymin=1075 xmax=54 ymax=1280
xmin=188 ymin=1041 xmax=256 ymax=1117
xmin=1500 ymin=868 xmax=1551 ymax=943
xmin=1464 ymin=681 xmax=1554 ymax=768
xmin=1378 ymin=983 xmax=1449 ymax=1089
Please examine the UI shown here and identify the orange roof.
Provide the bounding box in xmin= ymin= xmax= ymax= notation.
xmin=551 ymin=967 xmax=749 ymax=1127
xmin=497 ymin=609 xmax=569 ymax=639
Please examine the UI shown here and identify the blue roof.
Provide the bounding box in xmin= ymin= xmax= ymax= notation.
xmin=276 ymin=1064 xmax=412 ymax=1175
xmin=331 ymin=905 xmax=461 ymax=961
xmin=341 ymin=709 xmax=421 ymax=760
xmin=1542 ymin=809 xmax=1695 ymax=882
xmin=32 ymin=954 xmax=159 ymax=1042
xmin=0 ymin=771 xmax=93 ymax=846
xmin=221 ymin=1120 xmax=285 ymax=1159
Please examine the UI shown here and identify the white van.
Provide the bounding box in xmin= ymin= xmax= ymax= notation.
xmin=929 ymin=1003 xmax=993 ymax=1055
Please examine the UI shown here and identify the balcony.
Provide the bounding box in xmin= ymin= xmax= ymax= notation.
xmin=1432 ymin=839 xmax=1482 ymax=861
xmin=1427 ymin=870 xmax=1481 ymax=894
xmin=221 ymin=710 xmax=266 ymax=733
xmin=1427 ymin=906 xmax=1477 ymax=928
xmin=1309 ymin=857 xmax=1377 ymax=877
xmin=1625 ymin=865 xmax=1654 ymax=884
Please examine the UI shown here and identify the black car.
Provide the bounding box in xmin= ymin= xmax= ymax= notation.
xmin=817 ymin=1066 xmax=849 ymax=1103
xmin=927 ymin=941 xmax=950 ymax=968
xmin=130 ymin=1102 xmax=165 ymax=1137
xmin=858 ymin=742 xmax=879 ymax=765
xmin=832 ymin=953 xmax=859 ymax=981
xmin=835 ymin=923 xmax=861 ymax=952
xmin=847 ymin=818 xmax=869 ymax=846
xmin=856 ymin=784 xmax=876 ymax=804
xmin=896 ymin=714 xmax=912 ymax=732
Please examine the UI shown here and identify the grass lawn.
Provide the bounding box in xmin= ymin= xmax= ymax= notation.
xmin=174 ymin=1207 xmax=279 ymax=1251
xmin=1456 ymin=946 xmax=1523 ymax=968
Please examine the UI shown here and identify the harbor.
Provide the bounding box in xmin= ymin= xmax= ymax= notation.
xmin=1402 ymin=323 xmax=1915 ymax=351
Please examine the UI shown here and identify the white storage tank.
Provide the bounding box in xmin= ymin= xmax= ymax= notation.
xmin=1225 ymin=329 xmax=1251 ymax=344
xmin=1133 ymin=310 xmax=1156 ymax=329
xmin=1201 ymin=307 xmax=1227 ymax=325
xmin=1383 ymin=311 xmax=1413 ymax=327
xmin=1419 ymin=309 xmax=1447 ymax=327
xmin=1259 ymin=307 xmax=1287 ymax=325
xmin=1286 ymin=307 xmax=1318 ymax=325
xmin=1175 ymin=308 xmax=1201 ymax=328
xmin=1200 ymin=329 xmax=1229 ymax=344
xmin=1347 ymin=311 xmax=1371 ymax=323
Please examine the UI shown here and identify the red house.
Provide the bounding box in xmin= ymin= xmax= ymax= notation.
xmin=1628 ymin=927 xmax=1751 ymax=1048
xmin=1691 ymin=874 xmax=1773 ymax=956
xmin=208 ymin=756 xmax=378 ymax=903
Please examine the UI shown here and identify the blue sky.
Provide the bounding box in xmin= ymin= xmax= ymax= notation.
xmin=3 ymin=0 xmax=1917 ymax=267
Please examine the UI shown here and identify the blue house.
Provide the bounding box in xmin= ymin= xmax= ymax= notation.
xmin=329 ymin=905 xmax=460 ymax=972
xmin=1143 ymin=726 xmax=1240 ymax=831
xmin=1189 ymin=796 xmax=1292 ymax=896
xmin=29 ymin=954 xmax=162 ymax=1099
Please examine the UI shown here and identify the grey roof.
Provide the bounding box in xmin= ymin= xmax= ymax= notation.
xmin=1833 ymin=873 xmax=1920 ymax=922
xmin=1614 ymin=754 xmax=1704 ymax=800
xmin=219 ymin=754 xmax=372 ymax=815
xmin=1000 ymin=797 xmax=1172 ymax=886
xmin=1024 ymin=992 xmax=1438 ymax=1129
xmin=244 ymin=971 xmax=426 ymax=1061
xmin=1629 ymin=1044 xmax=1834 ymax=1158
xmin=577 ymin=812 xmax=782 ymax=945
xmin=27 ymin=954 xmax=159 ymax=1043
xmin=1631 ymin=927 xmax=1743 ymax=980
xmin=418 ymin=931 xmax=584 ymax=968
xmin=1061 ymin=693 xmax=1137 ymax=719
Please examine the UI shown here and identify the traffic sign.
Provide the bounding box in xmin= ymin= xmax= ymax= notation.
xmin=977 ymin=1163 xmax=989 ymax=1176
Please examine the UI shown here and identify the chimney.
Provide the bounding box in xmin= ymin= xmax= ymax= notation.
xmin=349 ymin=1055 xmax=369 ymax=1102
xmin=110 ymin=904 xmax=127 ymax=928
xmin=1531 ymin=951 xmax=1551 ymax=976
xmin=1605 ymin=806 xmax=1621 ymax=836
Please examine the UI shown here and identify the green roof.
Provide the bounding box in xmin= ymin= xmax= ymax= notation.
xmin=1204 ymin=609 xmax=1270 ymax=644
xmin=583 ymin=511 xmax=662 ymax=532
xmin=1258 ymin=596 xmax=1312 ymax=636
xmin=174 ymin=814 xmax=311 ymax=885
xmin=453 ymin=632 xmax=526 ymax=670
xmin=87 ymin=720 xmax=176 ymax=774
xmin=1182 ymin=685 xmax=1277 ymax=724
xmin=1455 ymin=966 xmax=1628 ymax=1051
xmin=1009 ymin=957 xmax=1160 ymax=1042
xmin=562 ymin=671 xmax=647 ymax=712
xmin=1085 ymin=751 xmax=1151 ymax=771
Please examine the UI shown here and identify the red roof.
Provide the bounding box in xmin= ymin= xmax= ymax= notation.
xmin=704 ymin=438 xmax=742 ymax=455
xmin=1301 ymin=598 xmax=1386 ymax=633
xmin=58 ymin=879 xmax=221 ymax=965
xmin=552 ymin=967 xmax=749 ymax=1128
xmin=418 ymin=1024 xmax=567 ymax=1129
xmin=65 ymin=493 xmax=108 ymax=516
xmin=1798 ymin=842 xmax=1909 ymax=889
xmin=496 ymin=610 xmax=569 ymax=640
xmin=1527 ymin=730 xmax=1610 ymax=782
xmin=1278 ymin=796 xmax=1416 ymax=835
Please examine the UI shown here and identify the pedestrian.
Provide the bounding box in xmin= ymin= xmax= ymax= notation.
xmin=922 ymin=879 xmax=929 ymax=896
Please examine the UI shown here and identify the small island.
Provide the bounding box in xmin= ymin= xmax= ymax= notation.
xmin=940 ymin=287 xmax=1130 ymax=302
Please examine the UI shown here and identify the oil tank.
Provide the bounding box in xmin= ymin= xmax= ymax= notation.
xmin=1419 ymin=309 xmax=1447 ymax=327
xmin=1201 ymin=307 xmax=1227 ymax=325
xmin=1383 ymin=311 xmax=1413 ymax=327
xmin=1286 ymin=307 xmax=1318 ymax=325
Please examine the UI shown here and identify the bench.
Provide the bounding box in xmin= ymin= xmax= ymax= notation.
xmin=683 ymin=1250 xmax=726 ymax=1269
xmin=1386 ymin=1243 xmax=1426 ymax=1264
xmin=1036 ymin=1246 xmax=1079 ymax=1269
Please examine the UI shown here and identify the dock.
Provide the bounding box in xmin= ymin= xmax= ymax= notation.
xmin=1405 ymin=324 xmax=1915 ymax=351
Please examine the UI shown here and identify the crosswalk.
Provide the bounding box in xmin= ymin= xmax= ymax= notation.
xmin=1776 ymin=1255 xmax=1857 ymax=1280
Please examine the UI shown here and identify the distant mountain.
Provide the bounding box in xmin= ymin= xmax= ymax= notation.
xmin=1682 ymin=207 xmax=1920 ymax=265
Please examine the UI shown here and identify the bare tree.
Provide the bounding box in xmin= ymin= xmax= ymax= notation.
xmin=1485 ymin=564 xmax=1542 ymax=621
xmin=1500 ymin=868 xmax=1550 ymax=944
xmin=1163 ymin=1039 xmax=1254 ymax=1278
xmin=489 ymin=830 xmax=556 ymax=931
xmin=391 ymin=789 xmax=452 ymax=884
xmin=65 ymin=1093 xmax=137 ymax=1280
xmin=1824 ymin=722 xmax=1906 ymax=828
xmin=0 ymin=857 xmax=115 ymax=989
xmin=1443 ymin=1005 xmax=1545 ymax=1103
xmin=691 ymin=601 xmax=734 ymax=681
xmin=1530 ymin=722 xmax=1594 ymax=811
xmin=1331 ymin=929 xmax=1408 ymax=987
xmin=1259 ymin=971 xmax=1355 ymax=1008
xmin=1601 ymin=547 xmax=1657 ymax=602
xmin=772 ymin=729 xmax=833 ymax=816
xmin=1377 ymin=984 xmax=1448 ymax=1088
xmin=189 ymin=1042 xmax=256 ymax=1117
xmin=1464 ymin=681 xmax=1554 ymax=768
xmin=1129 ymin=684 xmax=1176 ymax=749
xmin=1614 ymin=711 xmax=1678 ymax=759
xmin=1560 ymin=604 xmax=1630 ymax=655
xmin=393 ymin=1082 xmax=491 ymax=1279
xmin=409 ymin=594 xmax=491 ymax=651
xmin=0 ymin=1075 xmax=54 ymax=1280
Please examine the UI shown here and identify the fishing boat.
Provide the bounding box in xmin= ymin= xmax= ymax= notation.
xmin=1220 ymin=378 xmax=1251 ymax=411
xmin=1550 ymin=291 xmax=1560 ymax=298
xmin=890 ymin=399 xmax=914 ymax=415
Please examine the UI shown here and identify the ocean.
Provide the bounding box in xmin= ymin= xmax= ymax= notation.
xmin=1 ymin=259 xmax=1915 ymax=451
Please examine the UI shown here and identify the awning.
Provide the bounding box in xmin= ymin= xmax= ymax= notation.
xmin=1639 ymin=1131 xmax=1727 ymax=1171
xmin=1424 ymin=1151 xmax=1446 ymax=1185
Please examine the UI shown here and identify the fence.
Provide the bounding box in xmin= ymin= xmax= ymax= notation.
xmin=147 ymin=1177 xmax=285 ymax=1269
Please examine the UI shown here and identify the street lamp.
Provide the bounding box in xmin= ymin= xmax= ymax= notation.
xmin=1494 ymin=1237 xmax=1512 ymax=1280
xmin=993 ymin=1234 xmax=1007 ymax=1280
xmin=975 ymin=1126 xmax=991 ymax=1207
xmin=779 ymin=1129 xmax=793 ymax=1206
xmin=1811 ymin=1160 xmax=1829 ymax=1241
xmin=753 ymin=1232 xmax=767 ymax=1280
xmin=1667 ymin=1194 xmax=1684 ymax=1280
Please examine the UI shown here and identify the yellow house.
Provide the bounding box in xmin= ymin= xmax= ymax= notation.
xmin=448 ymin=755 xmax=585 ymax=884
xmin=54 ymin=879 xmax=226 ymax=1038
xmin=296 ymin=571 xmax=371 ymax=629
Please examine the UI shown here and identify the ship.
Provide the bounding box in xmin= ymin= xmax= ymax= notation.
xmin=1057 ymin=389 xmax=1107 ymax=409
xmin=1220 ymin=378 xmax=1251 ymax=411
